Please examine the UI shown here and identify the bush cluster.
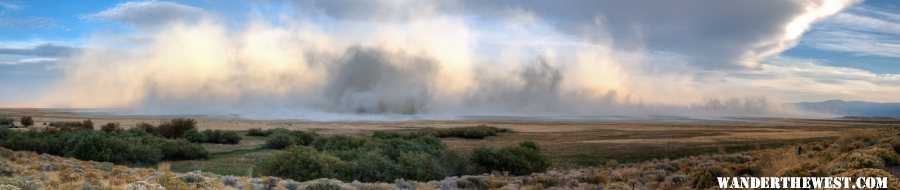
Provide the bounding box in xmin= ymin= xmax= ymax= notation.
xmin=470 ymin=141 xmax=549 ymax=175
xmin=256 ymin=146 xmax=346 ymax=180
xmin=100 ymin=123 xmax=123 ymax=133
xmin=19 ymin=116 xmax=33 ymax=127
xmin=48 ymin=119 xmax=94 ymax=131
xmin=258 ymin=132 xmax=449 ymax=182
xmin=247 ymin=128 xmax=269 ymax=136
xmin=264 ymin=129 xmax=318 ymax=149
xmin=418 ymin=125 xmax=510 ymax=139
xmin=129 ymin=119 xmax=240 ymax=144
xmin=155 ymin=118 xmax=197 ymax=139
xmin=184 ymin=129 xmax=241 ymax=144
xmin=247 ymin=128 xmax=292 ymax=137
xmin=257 ymin=130 xmax=547 ymax=182
xmin=0 ymin=118 xmax=12 ymax=126
xmin=0 ymin=127 xmax=207 ymax=164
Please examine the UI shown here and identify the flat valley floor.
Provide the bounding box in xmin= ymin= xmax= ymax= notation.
xmin=1 ymin=108 xmax=895 ymax=175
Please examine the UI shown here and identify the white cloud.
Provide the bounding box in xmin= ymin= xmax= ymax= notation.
xmin=85 ymin=1 xmax=207 ymax=29
xmin=34 ymin=0 xmax=889 ymax=118
xmin=302 ymin=0 xmax=860 ymax=69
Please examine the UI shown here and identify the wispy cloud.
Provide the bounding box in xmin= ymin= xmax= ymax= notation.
xmin=0 ymin=1 xmax=22 ymax=10
xmin=802 ymin=6 xmax=900 ymax=58
xmin=0 ymin=44 xmax=75 ymax=57
xmin=0 ymin=41 xmax=78 ymax=68
xmin=84 ymin=1 xmax=207 ymax=29
xmin=721 ymin=56 xmax=900 ymax=102
xmin=0 ymin=57 xmax=57 ymax=65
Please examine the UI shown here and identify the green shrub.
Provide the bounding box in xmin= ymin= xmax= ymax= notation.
xmin=134 ymin=122 xmax=156 ymax=134
xmin=200 ymin=129 xmax=241 ymax=144
xmin=158 ymin=140 xmax=208 ymax=160
xmin=342 ymin=150 xmax=399 ymax=182
xmin=156 ymin=118 xmax=197 ymax=138
xmin=183 ymin=130 xmax=207 ymax=143
xmin=0 ymin=118 xmax=12 ymax=126
xmin=377 ymin=135 xmax=445 ymax=160
xmin=255 ymin=133 xmax=553 ymax=182
xmin=121 ymin=138 xmax=163 ymax=164
xmin=64 ymin=131 xmax=127 ymax=163
xmin=247 ymin=128 xmax=269 ymax=136
xmin=80 ymin=119 xmax=94 ymax=130
xmin=470 ymin=141 xmax=549 ymax=175
xmin=19 ymin=116 xmax=32 ymax=127
xmin=0 ymin=129 xmax=68 ymax=155
xmin=247 ymin=128 xmax=294 ymax=137
xmin=47 ymin=121 xmax=72 ymax=128
xmin=396 ymin=152 xmax=445 ymax=181
xmin=265 ymin=133 xmax=295 ymax=149
xmin=49 ymin=119 xmax=94 ymax=131
xmin=256 ymin=146 xmax=347 ymax=181
xmin=419 ymin=125 xmax=509 ymax=139
xmin=259 ymin=131 xmax=471 ymax=182
xmin=100 ymin=123 xmax=122 ymax=133
xmin=0 ymin=127 xmax=206 ymax=164
xmin=219 ymin=131 xmax=242 ymax=144
xmin=288 ymin=130 xmax=317 ymax=145
xmin=312 ymin=135 xmax=376 ymax=152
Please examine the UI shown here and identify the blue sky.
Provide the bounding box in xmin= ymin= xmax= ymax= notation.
xmin=0 ymin=0 xmax=899 ymax=115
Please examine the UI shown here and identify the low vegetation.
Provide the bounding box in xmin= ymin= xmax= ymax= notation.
xmin=418 ymin=125 xmax=510 ymax=139
xmin=0 ymin=118 xmax=11 ymax=127
xmin=246 ymin=127 xmax=292 ymax=137
xmin=48 ymin=119 xmax=94 ymax=131
xmin=470 ymin=141 xmax=549 ymax=175
xmin=246 ymin=128 xmax=271 ymax=136
xmin=257 ymin=128 xmax=547 ymax=182
xmin=154 ymin=118 xmax=199 ymax=139
xmin=263 ymin=128 xmax=318 ymax=149
xmin=18 ymin=116 xmax=32 ymax=127
xmin=0 ymin=125 xmax=896 ymax=189
xmin=100 ymin=123 xmax=122 ymax=133
xmin=128 ymin=119 xmax=241 ymax=144
xmin=0 ymin=127 xmax=207 ymax=164
xmin=183 ymin=129 xmax=241 ymax=144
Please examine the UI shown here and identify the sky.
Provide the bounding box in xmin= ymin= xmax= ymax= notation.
xmin=0 ymin=0 xmax=898 ymax=117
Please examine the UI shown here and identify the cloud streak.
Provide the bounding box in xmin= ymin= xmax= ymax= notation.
xmin=85 ymin=1 xmax=206 ymax=29
xmin=802 ymin=6 xmax=900 ymax=58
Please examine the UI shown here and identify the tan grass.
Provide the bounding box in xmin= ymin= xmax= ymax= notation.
xmin=157 ymin=162 xmax=171 ymax=172
xmin=758 ymin=146 xmax=823 ymax=176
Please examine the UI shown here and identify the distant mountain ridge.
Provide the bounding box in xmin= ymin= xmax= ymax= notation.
xmin=795 ymin=99 xmax=900 ymax=117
